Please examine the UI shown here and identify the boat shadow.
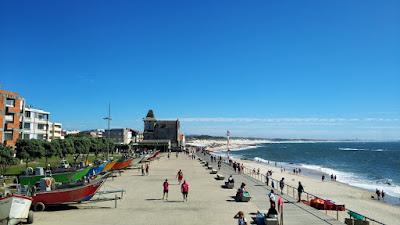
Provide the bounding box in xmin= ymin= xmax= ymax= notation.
xmin=44 ymin=204 xmax=113 ymax=211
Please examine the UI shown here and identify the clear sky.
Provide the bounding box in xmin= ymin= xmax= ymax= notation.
xmin=1 ymin=0 xmax=399 ymax=140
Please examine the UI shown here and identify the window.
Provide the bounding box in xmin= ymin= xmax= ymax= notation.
xmin=23 ymin=134 xmax=30 ymax=139
xmin=6 ymin=98 xmax=15 ymax=107
xmin=38 ymin=114 xmax=48 ymax=120
xmin=24 ymin=123 xmax=31 ymax=129
xmin=25 ymin=111 xmax=31 ymax=118
xmin=37 ymin=134 xmax=44 ymax=140
xmin=4 ymin=114 xmax=13 ymax=122
xmin=4 ymin=131 xmax=13 ymax=140
xmin=38 ymin=124 xmax=46 ymax=130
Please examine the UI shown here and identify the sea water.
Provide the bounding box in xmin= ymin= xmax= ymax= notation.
xmin=225 ymin=141 xmax=400 ymax=205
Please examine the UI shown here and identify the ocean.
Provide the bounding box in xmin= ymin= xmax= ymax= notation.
xmin=225 ymin=141 xmax=400 ymax=205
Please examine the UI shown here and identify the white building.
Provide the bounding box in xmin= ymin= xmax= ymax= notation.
xmin=21 ymin=106 xmax=50 ymax=140
xmin=48 ymin=122 xmax=64 ymax=140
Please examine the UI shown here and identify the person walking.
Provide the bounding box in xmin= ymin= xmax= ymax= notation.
xmin=277 ymin=194 xmax=284 ymax=213
xmin=141 ymin=164 xmax=145 ymax=176
xmin=181 ymin=180 xmax=189 ymax=202
xmin=268 ymin=190 xmax=276 ymax=206
xmin=162 ymin=179 xmax=169 ymax=200
xmin=177 ymin=169 xmax=183 ymax=184
xmin=279 ymin=178 xmax=285 ymax=194
xmin=145 ymin=163 xmax=149 ymax=175
xmin=218 ymin=160 xmax=222 ymax=170
xmin=265 ymin=172 xmax=269 ymax=186
xmin=297 ymin=181 xmax=304 ymax=202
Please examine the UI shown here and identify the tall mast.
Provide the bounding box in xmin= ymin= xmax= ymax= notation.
xmin=227 ymin=130 xmax=230 ymax=159
xmin=103 ymin=103 xmax=112 ymax=159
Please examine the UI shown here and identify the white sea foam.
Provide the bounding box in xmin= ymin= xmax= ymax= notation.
xmin=338 ymin=147 xmax=386 ymax=152
xmin=299 ymin=164 xmax=400 ymax=198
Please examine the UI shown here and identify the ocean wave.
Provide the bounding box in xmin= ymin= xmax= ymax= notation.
xmin=338 ymin=147 xmax=385 ymax=152
xmin=299 ymin=164 xmax=400 ymax=198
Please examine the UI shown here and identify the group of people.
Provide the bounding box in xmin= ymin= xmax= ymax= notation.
xmin=232 ymin=161 xmax=244 ymax=174
xmin=141 ymin=163 xmax=150 ymax=176
xmin=375 ymin=189 xmax=385 ymax=200
xmin=161 ymin=169 xmax=190 ymax=202
xmin=292 ymin=168 xmax=301 ymax=174
xmin=321 ymin=174 xmax=337 ymax=182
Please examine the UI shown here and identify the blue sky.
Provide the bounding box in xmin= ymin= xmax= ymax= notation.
xmin=1 ymin=0 xmax=399 ymax=140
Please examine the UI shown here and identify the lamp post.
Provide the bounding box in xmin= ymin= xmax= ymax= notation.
xmin=103 ymin=103 xmax=112 ymax=159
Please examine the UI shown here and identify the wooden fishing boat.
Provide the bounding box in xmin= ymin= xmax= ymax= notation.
xmin=0 ymin=194 xmax=33 ymax=225
xmin=102 ymin=161 xmax=116 ymax=173
xmin=31 ymin=177 xmax=105 ymax=211
xmin=19 ymin=166 xmax=92 ymax=186
xmin=87 ymin=162 xmax=107 ymax=176
xmin=111 ymin=158 xmax=133 ymax=170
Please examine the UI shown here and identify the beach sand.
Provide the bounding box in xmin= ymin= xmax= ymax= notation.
xmin=239 ymin=159 xmax=400 ymax=225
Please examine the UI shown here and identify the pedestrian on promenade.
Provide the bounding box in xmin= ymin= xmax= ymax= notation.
xmin=240 ymin=164 xmax=244 ymax=174
xmin=218 ymin=160 xmax=221 ymax=170
xmin=233 ymin=163 xmax=237 ymax=173
xmin=145 ymin=163 xmax=149 ymax=175
xmin=141 ymin=164 xmax=145 ymax=176
xmin=162 ymin=179 xmax=169 ymax=200
xmin=277 ymin=194 xmax=284 ymax=213
xmin=167 ymin=152 xmax=170 ymax=159
xmin=279 ymin=178 xmax=285 ymax=194
xmin=176 ymin=151 xmax=179 ymax=158
xmin=234 ymin=211 xmax=248 ymax=225
xmin=181 ymin=180 xmax=189 ymax=202
xmin=297 ymin=181 xmax=304 ymax=202
xmin=268 ymin=190 xmax=276 ymax=206
xmin=177 ymin=169 xmax=183 ymax=184
xmin=265 ymin=172 xmax=269 ymax=186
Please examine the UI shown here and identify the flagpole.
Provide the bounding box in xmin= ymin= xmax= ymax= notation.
xmin=226 ymin=130 xmax=230 ymax=159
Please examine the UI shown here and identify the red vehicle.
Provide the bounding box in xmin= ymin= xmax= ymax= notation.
xmin=112 ymin=158 xmax=133 ymax=170
xmin=31 ymin=178 xmax=105 ymax=211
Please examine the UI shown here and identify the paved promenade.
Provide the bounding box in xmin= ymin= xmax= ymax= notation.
xmin=33 ymin=154 xmax=344 ymax=225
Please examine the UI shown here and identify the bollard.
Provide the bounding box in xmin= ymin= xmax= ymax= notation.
xmin=292 ymin=187 xmax=294 ymax=198
xmin=336 ymin=209 xmax=339 ymax=220
xmin=115 ymin=194 xmax=118 ymax=208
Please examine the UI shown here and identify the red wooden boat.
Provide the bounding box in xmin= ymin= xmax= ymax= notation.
xmin=111 ymin=158 xmax=133 ymax=170
xmin=147 ymin=150 xmax=160 ymax=161
xmin=31 ymin=178 xmax=105 ymax=211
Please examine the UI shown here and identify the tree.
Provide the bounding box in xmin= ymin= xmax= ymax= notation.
xmin=43 ymin=141 xmax=56 ymax=166
xmin=58 ymin=139 xmax=75 ymax=158
xmin=72 ymin=137 xmax=90 ymax=163
xmin=0 ymin=144 xmax=17 ymax=175
xmin=15 ymin=139 xmax=44 ymax=168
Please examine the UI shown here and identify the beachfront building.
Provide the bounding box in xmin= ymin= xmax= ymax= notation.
xmin=80 ymin=129 xmax=104 ymax=138
xmin=141 ymin=110 xmax=183 ymax=151
xmin=21 ymin=106 xmax=50 ymax=141
xmin=104 ymin=128 xmax=138 ymax=144
xmin=0 ymin=90 xmax=24 ymax=146
xmin=47 ymin=122 xmax=64 ymax=140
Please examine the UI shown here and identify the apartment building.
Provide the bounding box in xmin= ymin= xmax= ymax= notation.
xmin=0 ymin=90 xmax=24 ymax=146
xmin=105 ymin=128 xmax=138 ymax=144
xmin=21 ymin=106 xmax=50 ymax=141
xmin=48 ymin=122 xmax=64 ymax=140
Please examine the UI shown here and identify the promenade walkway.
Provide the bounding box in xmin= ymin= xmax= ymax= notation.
xmin=200 ymin=153 xmax=345 ymax=225
xmin=33 ymin=153 xmax=344 ymax=225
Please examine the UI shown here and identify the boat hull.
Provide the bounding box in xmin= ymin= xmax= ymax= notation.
xmin=32 ymin=178 xmax=105 ymax=206
xmin=19 ymin=166 xmax=92 ymax=186
xmin=0 ymin=195 xmax=32 ymax=225
xmin=112 ymin=159 xmax=133 ymax=170
xmin=87 ymin=163 xmax=106 ymax=176
xmin=102 ymin=161 xmax=116 ymax=172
